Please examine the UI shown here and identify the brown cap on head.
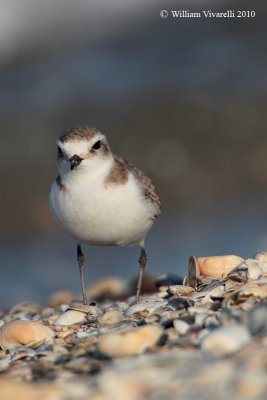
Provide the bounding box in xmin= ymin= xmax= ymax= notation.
xmin=59 ymin=126 xmax=100 ymax=143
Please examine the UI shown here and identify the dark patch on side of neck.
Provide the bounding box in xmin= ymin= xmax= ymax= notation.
xmin=56 ymin=175 xmax=67 ymax=192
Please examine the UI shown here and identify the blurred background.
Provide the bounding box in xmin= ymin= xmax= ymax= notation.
xmin=0 ymin=0 xmax=266 ymax=306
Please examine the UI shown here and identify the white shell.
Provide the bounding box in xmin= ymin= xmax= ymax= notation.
xmin=53 ymin=310 xmax=87 ymax=326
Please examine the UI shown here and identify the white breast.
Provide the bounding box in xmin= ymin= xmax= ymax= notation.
xmin=49 ymin=170 xmax=155 ymax=246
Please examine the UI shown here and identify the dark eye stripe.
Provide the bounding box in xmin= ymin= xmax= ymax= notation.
xmin=57 ymin=146 xmax=63 ymax=155
xmin=57 ymin=146 xmax=67 ymax=159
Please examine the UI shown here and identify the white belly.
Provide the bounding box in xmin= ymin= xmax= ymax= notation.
xmin=49 ymin=173 xmax=155 ymax=246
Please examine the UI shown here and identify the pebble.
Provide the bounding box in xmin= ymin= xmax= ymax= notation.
xmin=173 ymin=319 xmax=190 ymax=335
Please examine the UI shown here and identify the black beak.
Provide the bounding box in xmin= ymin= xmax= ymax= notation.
xmin=70 ymin=155 xmax=83 ymax=170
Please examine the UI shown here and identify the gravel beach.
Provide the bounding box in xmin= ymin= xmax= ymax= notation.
xmin=1 ymin=253 xmax=267 ymax=400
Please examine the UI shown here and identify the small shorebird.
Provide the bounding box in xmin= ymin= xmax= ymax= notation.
xmin=49 ymin=126 xmax=160 ymax=304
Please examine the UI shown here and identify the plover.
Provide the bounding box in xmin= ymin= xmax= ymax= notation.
xmin=49 ymin=126 xmax=161 ymax=304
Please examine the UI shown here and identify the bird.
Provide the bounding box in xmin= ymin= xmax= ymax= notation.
xmin=49 ymin=126 xmax=161 ymax=304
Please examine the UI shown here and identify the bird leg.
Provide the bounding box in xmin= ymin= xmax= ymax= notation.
xmin=77 ymin=244 xmax=88 ymax=305
xmin=135 ymin=246 xmax=147 ymax=303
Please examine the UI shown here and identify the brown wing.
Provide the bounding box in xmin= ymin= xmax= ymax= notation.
xmin=118 ymin=156 xmax=161 ymax=219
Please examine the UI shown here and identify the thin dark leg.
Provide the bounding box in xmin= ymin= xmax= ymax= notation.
xmin=135 ymin=246 xmax=147 ymax=303
xmin=77 ymin=244 xmax=88 ymax=305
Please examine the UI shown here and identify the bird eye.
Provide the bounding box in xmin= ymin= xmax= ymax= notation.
xmin=92 ymin=140 xmax=101 ymax=150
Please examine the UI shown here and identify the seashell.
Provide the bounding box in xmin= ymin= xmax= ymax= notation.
xmin=53 ymin=310 xmax=87 ymax=326
xmin=128 ymin=295 xmax=167 ymax=307
xmin=196 ymin=255 xmax=244 ymax=279
xmin=0 ymin=357 xmax=11 ymax=372
xmin=201 ymin=323 xmax=251 ymax=357
xmin=196 ymin=279 xmax=225 ymax=294
xmin=69 ymin=304 xmax=103 ymax=317
xmin=173 ymin=319 xmax=190 ymax=335
xmin=158 ymin=285 xmax=168 ymax=293
xmin=254 ymin=252 xmax=267 ymax=264
xmin=167 ymin=285 xmax=194 ymax=296
xmin=186 ymin=256 xmax=200 ymax=288
xmin=125 ymin=303 xmax=148 ymax=317
xmin=86 ymin=277 xmax=127 ymax=300
xmin=227 ymin=263 xmax=249 ymax=282
xmin=200 ymin=286 xmax=225 ymax=304
xmin=47 ymin=290 xmax=74 ymax=307
xmin=0 ymin=320 xmax=55 ymax=351
xmin=98 ymin=324 xmax=163 ymax=357
xmin=157 ymin=287 xmax=169 ymax=298
xmin=41 ymin=307 xmax=56 ymax=319
xmin=194 ymin=312 xmax=209 ymax=327
xmin=98 ymin=310 xmax=124 ymax=326
xmin=10 ymin=347 xmax=37 ymax=362
xmin=245 ymin=259 xmax=263 ymax=280
xmin=223 ymin=279 xmax=243 ymax=291
xmin=239 ymin=283 xmax=267 ymax=299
